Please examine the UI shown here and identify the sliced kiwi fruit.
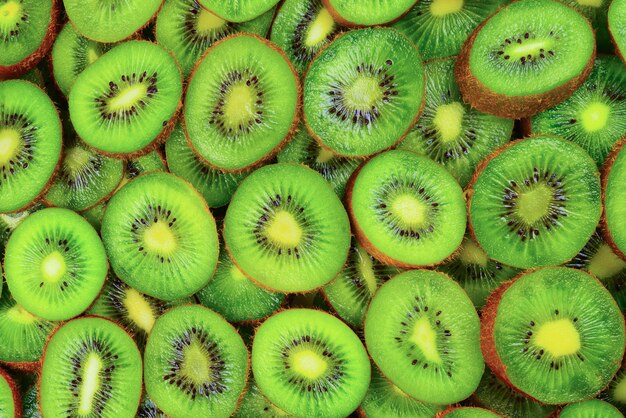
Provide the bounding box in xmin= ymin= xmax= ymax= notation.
xmin=39 ymin=316 xmax=143 ymax=417
xmin=605 ymin=366 xmax=626 ymax=413
xmin=184 ymin=34 xmax=299 ymax=172
xmin=397 ymin=57 xmax=514 ymax=188
xmin=438 ymin=407 xmax=501 ymax=418
xmin=4 ymin=207 xmax=108 ymax=321
xmin=365 ymin=270 xmax=484 ymax=405
xmin=321 ymin=0 xmax=416 ymax=26
xmin=156 ymin=0 xmax=276 ymax=78
xmin=456 ymin=0 xmax=596 ymax=119
xmin=602 ymin=139 xmax=626 ymax=260
xmin=0 ymin=80 xmax=62 ymax=213
xmin=558 ymin=400 xmax=623 ymax=417
xmin=0 ymin=367 xmax=20 ymax=417
xmin=0 ymin=205 xmax=39 ymax=250
xmin=562 ymin=0 xmax=612 ymax=53
xmin=252 ymin=309 xmax=370 ymax=417
xmin=21 ymin=382 xmax=39 ymax=418
xmin=270 ymin=0 xmax=341 ymax=75
xmin=69 ymin=41 xmax=183 ymax=157
xmin=224 ymin=163 xmax=351 ymax=293
xmin=304 ymin=27 xmax=424 ymax=157
xmin=468 ymin=135 xmax=601 ymax=269
xmin=136 ymin=393 xmax=168 ymax=418
xmin=348 ymin=149 xmax=466 ymax=268
xmin=144 ymin=304 xmax=249 ymax=418
xmin=482 ymin=267 xmax=625 ymax=404
xmin=609 ymin=0 xmax=626 ymax=63
xmin=527 ymin=56 xmax=626 ymax=167
xmin=234 ymin=378 xmax=291 ymax=418
xmin=393 ymin=0 xmax=506 ymax=60
xmin=197 ymin=0 xmax=280 ymax=22
xmin=101 ymin=172 xmax=219 ymax=300
xmin=125 ymin=151 xmax=166 ymax=180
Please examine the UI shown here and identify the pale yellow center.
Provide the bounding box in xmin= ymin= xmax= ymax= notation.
xmin=517 ymin=184 xmax=552 ymax=224
xmin=265 ymin=211 xmax=302 ymax=247
xmin=78 ymin=353 xmax=102 ymax=415
xmin=588 ymin=244 xmax=626 ymax=280
xmin=292 ymin=350 xmax=328 ymax=379
xmin=458 ymin=239 xmax=489 ymax=266
xmin=505 ymin=39 xmax=553 ymax=60
xmin=0 ymin=129 xmax=20 ymax=165
xmin=580 ymin=101 xmax=610 ymax=133
xmin=355 ymin=245 xmax=378 ymax=295
xmin=433 ymin=102 xmax=465 ymax=143
xmin=613 ymin=377 xmax=626 ymax=404
xmin=534 ymin=319 xmax=580 ymax=358
xmin=7 ymin=304 xmax=36 ymax=324
xmin=181 ymin=343 xmax=210 ymax=384
xmin=86 ymin=48 xmax=100 ymax=65
xmin=0 ymin=1 xmax=21 ymax=19
xmin=223 ymin=84 xmax=255 ymax=129
xmin=430 ymin=0 xmax=464 ymax=17
xmin=315 ymin=147 xmax=335 ymax=164
xmin=123 ymin=288 xmax=156 ymax=334
xmin=230 ymin=264 xmax=248 ymax=281
xmin=577 ymin=0 xmax=603 ymax=7
xmin=143 ymin=221 xmax=177 ymax=254
xmin=197 ymin=8 xmax=226 ymax=33
xmin=64 ymin=146 xmax=92 ymax=174
xmin=344 ymin=77 xmax=383 ymax=111
xmin=410 ymin=317 xmax=441 ymax=363
xmin=41 ymin=251 xmax=66 ymax=284
xmin=391 ymin=194 xmax=428 ymax=227
xmin=304 ymin=8 xmax=335 ymax=48
xmin=108 ymin=84 xmax=147 ymax=111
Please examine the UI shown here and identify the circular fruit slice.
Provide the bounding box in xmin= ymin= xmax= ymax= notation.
xmin=252 ymin=309 xmax=370 ymax=417
xmin=144 ymin=305 xmax=249 ymax=418
xmin=364 ymin=270 xmax=484 ymax=405
xmin=224 ymin=163 xmax=351 ymax=293
xmin=322 ymin=0 xmax=416 ymax=26
xmin=559 ymin=400 xmax=623 ymax=418
xmin=0 ymin=367 xmax=20 ymax=417
xmin=468 ymin=135 xmax=601 ymax=269
xmin=482 ymin=267 xmax=625 ymax=405
xmin=438 ymin=407 xmax=501 ymax=418
xmin=609 ymin=0 xmax=626 ymax=64
xmin=304 ymin=28 xmax=424 ymax=157
xmin=603 ymin=139 xmax=626 ymax=260
xmin=4 ymin=208 xmax=108 ymax=321
xmin=197 ymin=0 xmax=280 ymax=22
xmin=348 ymin=149 xmax=466 ymax=268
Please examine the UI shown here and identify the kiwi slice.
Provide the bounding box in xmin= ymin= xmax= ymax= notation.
xmin=125 ymin=151 xmax=166 ymax=180
xmin=0 ymin=80 xmax=62 ymax=213
xmin=304 ymin=27 xmax=424 ymax=157
xmin=197 ymin=0 xmax=280 ymax=22
xmin=252 ymin=309 xmax=370 ymax=417
xmin=456 ymin=0 xmax=596 ymax=119
xmin=468 ymin=135 xmax=601 ymax=269
xmin=40 ymin=316 xmax=143 ymax=417
xmin=0 ymin=0 xmax=58 ymax=78
xmin=234 ymin=378 xmax=291 ymax=417
xmin=101 ymin=172 xmax=219 ymax=300
xmin=609 ymin=0 xmax=626 ymax=63
xmin=0 ymin=367 xmax=20 ymax=417
xmin=270 ymin=0 xmax=341 ymax=75
xmin=69 ymin=41 xmax=183 ymax=157
xmin=224 ymin=163 xmax=351 ymax=293
xmin=156 ymin=0 xmax=276 ymax=78
xmin=563 ymin=0 xmax=612 ymax=53
xmin=184 ymin=34 xmax=299 ymax=172
xmin=605 ymin=366 xmax=626 ymax=413
xmin=393 ymin=0 xmax=506 ymax=60
xmin=4 ymin=208 xmax=107 ymax=321
xmin=63 ymin=0 xmax=162 ymax=43
xmin=364 ymin=270 xmax=484 ymax=405
xmin=136 ymin=393 xmax=168 ymax=418
xmin=144 ymin=304 xmax=249 ymax=417
xmin=0 ymin=205 xmax=39 ymax=250
xmin=527 ymin=56 xmax=626 ymax=167
xmin=397 ymin=57 xmax=514 ymax=187
xmin=165 ymin=124 xmax=247 ymax=208
xmin=321 ymin=0 xmax=416 ymax=26
xmin=347 ymin=149 xmax=466 ymax=268
xmin=438 ymin=407 xmax=501 ymax=418
xmin=482 ymin=267 xmax=625 ymax=404
xmin=603 ymin=139 xmax=626 ymax=260
xmin=558 ymin=400 xmax=623 ymax=417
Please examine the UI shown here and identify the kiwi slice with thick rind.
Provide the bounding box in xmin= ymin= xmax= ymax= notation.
xmin=252 ymin=309 xmax=370 ymax=417
xmin=365 ymin=270 xmax=484 ymax=405
xmin=438 ymin=407 xmax=501 ymax=418
xmin=4 ymin=208 xmax=108 ymax=321
xmin=559 ymin=400 xmax=623 ymax=417
xmin=348 ymin=149 xmax=466 ymax=268
xmin=528 ymin=56 xmax=626 ymax=167
xmin=482 ymin=267 xmax=625 ymax=404
xmin=468 ymin=135 xmax=601 ymax=269
xmin=456 ymin=0 xmax=596 ymax=119
xmin=321 ymin=0 xmax=416 ymax=26
xmin=185 ymin=34 xmax=299 ymax=172
xmin=0 ymin=367 xmax=20 ymax=417
xmin=69 ymin=41 xmax=183 ymax=157
xmin=609 ymin=0 xmax=626 ymax=63
xmin=397 ymin=57 xmax=514 ymax=188
xmin=102 ymin=172 xmax=219 ymax=300
xmin=40 ymin=316 xmax=143 ymax=417
xmin=0 ymin=80 xmax=62 ymax=213
xmin=304 ymin=27 xmax=424 ymax=157
xmin=144 ymin=304 xmax=249 ymax=418
xmin=234 ymin=378 xmax=291 ymax=417
xmin=603 ymin=139 xmax=626 ymax=260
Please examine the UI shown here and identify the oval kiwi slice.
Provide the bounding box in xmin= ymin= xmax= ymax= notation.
xmin=4 ymin=208 xmax=108 ymax=321
xmin=69 ymin=41 xmax=183 ymax=157
xmin=185 ymin=34 xmax=299 ymax=172
xmin=304 ymin=27 xmax=424 ymax=157
xmin=102 ymin=172 xmax=219 ymax=300
xmin=602 ymin=139 xmax=626 ymax=260
xmin=0 ymin=367 xmax=20 ymax=417
xmin=197 ymin=0 xmax=280 ymax=22
xmin=482 ymin=267 xmax=625 ymax=404
xmin=347 ymin=149 xmax=466 ymax=268
xmin=40 ymin=316 xmax=143 ymax=417
xmin=609 ymin=0 xmax=626 ymax=64
xmin=321 ymin=0 xmax=416 ymax=26
xmin=456 ymin=0 xmax=596 ymax=119
xmin=559 ymin=400 xmax=623 ymax=418
xmin=224 ymin=163 xmax=351 ymax=293
xmin=252 ymin=308 xmax=370 ymax=417
xmin=144 ymin=304 xmax=249 ymax=418
xmin=364 ymin=270 xmax=484 ymax=405
xmin=468 ymin=135 xmax=601 ymax=269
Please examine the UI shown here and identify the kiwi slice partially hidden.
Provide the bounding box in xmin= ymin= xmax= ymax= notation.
xmin=144 ymin=305 xmax=249 ymax=418
xmin=0 ymin=367 xmax=20 ymax=417
xmin=234 ymin=378 xmax=291 ymax=418
xmin=468 ymin=135 xmax=601 ymax=269
xmin=0 ymin=205 xmax=39 ymax=250
xmin=456 ymin=0 xmax=596 ymax=119
xmin=304 ymin=28 xmax=424 ymax=157
xmin=563 ymin=0 xmax=612 ymax=53
xmin=224 ymin=163 xmax=351 ymax=293
xmin=40 ymin=316 xmax=143 ymax=417
xmin=365 ymin=270 xmax=484 ymax=405
xmin=198 ymin=0 xmax=280 ymax=22
xmin=136 ymin=393 xmax=168 ymax=418
xmin=184 ymin=34 xmax=299 ymax=172
xmin=609 ymin=0 xmax=626 ymax=63
xmin=558 ymin=400 xmax=623 ymax=417
xmin=603 ymin=139 xmax=626 ymax=260
xmin=482 ymin=267 xmax=625 ymax=404
xmin=321 ymin=0 xmax=416 ymax=26
xmin=0 ymin=80 xmax=62 ymax=213
xmin=348 ymin=149 xmax=466 ymax=268
xmin=605 ymin=366 xmax=626 ymax=413
xmin=438 ymin=407 xmax=501 ymax=418
xmin=102 ymin=172 xmax=219 ymax=300
xmin=252 ymin=309 xmax=370 ymax=417
xmin=69 ymin=41 xmax=183 ymax=157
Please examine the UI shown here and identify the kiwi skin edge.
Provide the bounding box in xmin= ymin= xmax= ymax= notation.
xmin=320 ymin=0 xmax=418 ymax=28
xmin=455 ymin=4 xmax=596 ymax=120
xmin=601 ymin=137 xmax=626 ymax=261
xmin=0 ymin=367 xmax=22 ymax=418
xmin=608 ymin=17 xmax=626 ymax=65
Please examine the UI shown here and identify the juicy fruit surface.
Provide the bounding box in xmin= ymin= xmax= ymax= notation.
xmin=609 ymin=0 xmax=626 ymax=61
xmin=0 ymin=369 xmax=16 ymax=418
xmin=559 ymin=400 xmax=624 ymax=418
xmin=0 ymin=0 xmax=53 ymax=66
xmin=198 ymin=0 xmax=280 ymax=22
xmin=324 ymin=0 xmax=416 ymax=25
xmin=605 ymin=141 xmax=626 ymax=257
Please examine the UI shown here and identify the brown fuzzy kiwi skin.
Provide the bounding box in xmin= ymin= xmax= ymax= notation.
xmin=320 ymin=0 xmax=418 ymax=28
xmin=454 ymin=3 xmax=596 ymax=119
xmin=601 ymin=137 xmax=626 ymax=261
xmin=0 ymin=366 xmax=22 ymax=418
xmin=183 ymin=33 xmax=302 ymax=174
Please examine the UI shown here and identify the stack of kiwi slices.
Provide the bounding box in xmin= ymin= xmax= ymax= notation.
xmin=1 ymin=0 xmax=626 ymax=416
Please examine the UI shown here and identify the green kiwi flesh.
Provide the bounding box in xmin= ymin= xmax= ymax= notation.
xmin=197 ymin=0 xmax=281 ymax=22
xmin=234 ymin=378 xmax=291 ymax=417
xmin=439 ymin=407 xmax=501 ymax=418
xmin=558 ymin=399 xmax=623 ymax=418
xmin=321 ymin=0 xmax=416 ymax=26
xmin=603 ymin=139 xmax=626 ymax=259
xmin=609 ymin=0 xmax=626 ymax=63
xmin=0 ymin=367 xmax=19 ymax=417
